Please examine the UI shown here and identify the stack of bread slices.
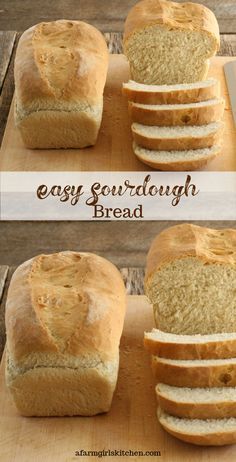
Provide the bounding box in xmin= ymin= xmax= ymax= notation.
xmin=144 ymin=329 xmax=236 ymax=445
xmin=123 ymin=79 xmax=225 ymax=171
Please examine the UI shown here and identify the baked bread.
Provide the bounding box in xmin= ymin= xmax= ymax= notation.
xmin=133 ymin=143 xmax=220 ymax=171
xmin=144 ymin=330 xmax=236 ymax=360
xmin=145 ymin=224 xmax=236 ymax=334
xmin=129 ymin=98 xmax=225 ymax=126
xmin=123 ymin=0 xmax=220 ymax=85
xmin=158 ymin=407 xmax=236 ymax=446
xmin=5 ymin=251 xmax=126 ymax=416
xmin=132 ymin=122 xmax=223 ymax=151
xmin=123 ymin=78 xmax=220 ymax=104
xmin=152 ymin=356 xmax=236 ymax=388
xmin=156 ymin=383 xmax=236 ymax=419
xmin=14 ymin=20 xmax=109 ymax=149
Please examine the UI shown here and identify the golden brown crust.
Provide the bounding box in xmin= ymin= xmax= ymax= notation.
xmin=5 ymin=252 xmax=126 ymax=366
xmin=14 ymin=20 xmax=109 ymax=112
xmin=132 ymin=126 xmax=223 ymax=151
xmin=124 ymin=0 xmax=220 ymax=51
xmin=152 ymin=356 xmax=236 ymax=387
xmin=134 ymin=146 xmax=220 ymax=171
xmin=129 ymin=99 xmax=225 ymax=126
xmin=122 ymin=81 xmax=220 ymax=104
xmin=145 ymin=224 xmax=236 ymax=286
xmin=144 ymin=336 xmax=236 ymax=360
xmin=157 ymin=391 xmax=236 ymax=419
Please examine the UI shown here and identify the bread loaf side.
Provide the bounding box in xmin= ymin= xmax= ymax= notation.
xmin=14 ymin=20 xmax=109 ymax=148
xmin=5 ymin=251 xmax=126 ymax=416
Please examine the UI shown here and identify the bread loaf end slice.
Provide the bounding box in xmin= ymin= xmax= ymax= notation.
xmin=158 ymin=407 xmax=236 ymax=446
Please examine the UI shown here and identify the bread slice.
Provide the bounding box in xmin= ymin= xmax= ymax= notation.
xmin=144 ymin=330 xmax=236 ymax=360
xmin=158 ymin=407 xmax=236 ymax=446
xmin=123 ymin=0 xmax=220 ymax=85
xmin=156 ymin=383 xmax=236 ymax=419
xmin=152 ymin=356 xmax=236 ymax=388
xmin=133 ymin=143 xmax=220 ymax=171
xmin=145 ymin=224 xmax=236 ymax=335
xmin=132 ymin=122 xmax=223 ymax=151
xmin=129 ymin=98 xmax=225 ymax=126
xmin=123 ymin=79 xmax=220 ymax=104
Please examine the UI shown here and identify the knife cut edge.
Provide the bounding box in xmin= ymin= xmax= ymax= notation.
xmin=224 ymin=60 xmax=236 ymax=127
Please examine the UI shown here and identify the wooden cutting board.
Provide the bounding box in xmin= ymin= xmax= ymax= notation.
xmin=0 ymin=295 xmax=235 ymax=462
xmin=0 ymin=55 xmax=235 ymax=172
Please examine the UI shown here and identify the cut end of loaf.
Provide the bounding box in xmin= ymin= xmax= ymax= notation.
xmin=124 ymin=25 xmax=217 ymax=85
xmin=146 ymin=256 xmax=236 ymax=335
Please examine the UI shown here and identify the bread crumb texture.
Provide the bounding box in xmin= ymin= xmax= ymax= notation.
xmin=124 ymin=0 xmax=219 ymax=84
xmin=145 ymin=224 xmax=236 ymax=334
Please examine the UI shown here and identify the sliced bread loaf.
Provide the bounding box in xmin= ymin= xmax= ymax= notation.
xmin=152 ymin=356 xmax=236 ymax=388
xmin=158 ymin=407 xmax=236 ymax=446
xmin=145 ymin=224 xmax=236 ymax=335
xmin=123 ymin=79 xmax=220 ymax=104
xmin=123 ymin=0 xmax=220 ymax=85
xmin=144 ymin=330 xmax=236 ymax=360
xmin=156 ymin=383 xmax=236 ymax=419
xmin=133 ymin=143 xmax=220 ymax=171
xmin=132 ymin=122 xmax=223 ymax=151
xmin=129 ymin=99 xmax=225 ymax=126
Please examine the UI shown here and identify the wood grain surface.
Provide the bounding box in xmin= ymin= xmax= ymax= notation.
xmin=0 ymin=0 xmax=235 ymax=33
xmin=1 ymin=54 xmax=235 ymax=172
xmin=1 ymin=295 xmax=236 ymax=462
xmin=0 ymin=31 xmax=15 ymax=92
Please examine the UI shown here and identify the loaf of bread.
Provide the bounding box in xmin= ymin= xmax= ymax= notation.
xmin=145 ymin=224 xmax=236 ymax=334
xmin=14 ymin=20 xmax=109 ymax=149
xmin=5 ymin=251 xmax=126 ymax=416
xmin=144 ymin=330 xmax=236 ymax=360
xmin=156 ymin=383 xmax=236 ymax=419
xmin=133 ymin=143 xmax=220 ymax=171
xmin=132 ymin=122 xmax=223 ymax=151
xmin=152 ymin=356 xmax=236 ymax=388
xmin=158 ymin=407 xmax=236 ymax=446
xmin=123 ymin=79 xmax=220 ymax=104
xmin=123 ymin=0 xmax=220 ymax=85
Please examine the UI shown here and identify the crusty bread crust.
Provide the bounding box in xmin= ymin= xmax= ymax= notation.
xmin=156 ymin=386 xmax=236 ymax=419
xmin=6 ymin=252 xmax=126 ymax=364
xmin=123 ymin=80 xmax=220 ymax=104
xmin=144 ymin=332 xmax=236 ymax=359
xmin=158 ymin=408 xmax=236 ymax=446
xmin=129 ymin=99 xmax=225 ymax=126
xmin=15 ymin=20 xmax=108 ymax=111
xmin=5 ymin=252 xmax=126 ymax=416
xmin=14 ymin=20 xmax=109 ymax=148
xmin=132 ymin=124 xmax=223 ymax=151
xmin=145 ymin=224 xmax=236 ymax=287
xmin=124 ymin=0 xmax=220 ymax=50
xmin=152 ymin=356 xmax=236 ymax=388
xmin=134 ymin=144 xmax=220 ymax=171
